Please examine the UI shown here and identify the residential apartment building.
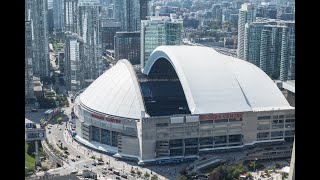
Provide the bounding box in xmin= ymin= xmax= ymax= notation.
xmin=237 ymin=3 xmax=256 ymax=60
xmin=26 ymin=0 xmax=50 ymax=79
xmin=64 ymin=32 xmax=85 ymax=92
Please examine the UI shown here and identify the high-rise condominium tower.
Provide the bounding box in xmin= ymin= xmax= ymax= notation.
xmin=237 ymin=3 xmax=256 ymax=60
xmin=26 ymin=0 xmax=50 ymax=79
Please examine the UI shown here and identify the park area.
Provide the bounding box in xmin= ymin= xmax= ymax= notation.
xmin=25 ymin=141 xmax=35 ymax=175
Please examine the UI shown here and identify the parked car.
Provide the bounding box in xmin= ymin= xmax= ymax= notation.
xmin=121 ymin=174 xmax=127 ymax=179
xmin=31 ymin=109 xmax=38 ymax=112
xmin=83 ymin=164 xmax=89 ymax=168
xmin=115 ymin=177 xmax=121 ymax=180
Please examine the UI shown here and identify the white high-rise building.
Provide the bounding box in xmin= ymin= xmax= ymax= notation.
xmin=237 ymin=3 xmax=256 ymax=60
xmin=64 ymin=32 xmax=84 ymax=92
xmin=78 ymin=0 xmax=103 ymax=81
xmin=64 ymin=0 xmax=79 ymax=33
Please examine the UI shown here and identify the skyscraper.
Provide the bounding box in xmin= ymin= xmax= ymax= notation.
xmin=140 ymin=15 xmax=183 ymax=70
xmin=64 ymin=32 xmax=85 ymax=92
xmin=25 ymin=20 xmax=34 ymax=99
xmin=53 ymin=0 xmax=64 ymax=31
xmin=140 ymin=0 xmax=151 ymax=20
xmin=243 ymin=21 xmax=268 ymax=67
xmin=64 ymin=0 xmax=79 ymax=33
xmin=101 ymin=19 xmax=121 ymax=50
xmin=243 ymin=19 xmax=295 ymax=80
xmin=78 ymin=0 xmax=103 ymax=81
xmin=115 ymin=0 xmax=141 ymax=31
xmin=114 ymin=32 xmax=141 ymax=65
xmin=237 ymin=3 xmax=256 ymax=60
xmin=26 ymin=0 xmax=50 ymax=79
xmin=280 ymin=22 xmax=295 ymax=81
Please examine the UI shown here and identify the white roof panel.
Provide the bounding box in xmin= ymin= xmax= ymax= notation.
xmin=79 ymin=60 xmax=145 ymax=119
xmin=143 ymin=46 xmax=293 ymax=114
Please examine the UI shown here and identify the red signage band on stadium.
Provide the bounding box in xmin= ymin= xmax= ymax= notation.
xmin=199 ymin=113 xmax=243 ymax=121
xmin=91 ymin=113 xmax=121 ymax=124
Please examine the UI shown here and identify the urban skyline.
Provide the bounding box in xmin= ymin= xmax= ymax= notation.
xmin=25 ymin=0 xmax=295 ymax=179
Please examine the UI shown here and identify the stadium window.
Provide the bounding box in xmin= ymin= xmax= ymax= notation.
xmin=272 ymin=115 xmax=279 ymax=119
xmin=229 ymin=118 xmax=241 ymax=122
xmin=215 ymin=119 xmax=228 ymax=123
xmin=279 ymin=115 xmax=284 ymax=118
xmin=271 ymin=131 xmax=283 ymax=137
xmin=257 ymin=116 xmax=271 ymax=120
xmin=285 ymin=124 xmax=295 ymax=128
xmin=214 ymin=136 xmax=227 ymax=144
xmin=285 ymin=119 xmax=295 ymax=123
xmin=285 ymin=114 xmax=295 ymax=118
xmin=200 ymin=120 xmax=213 ymax=124
xmin=257 ymin=132 xmax=269 ymax=139
xmin=156 ymin=123 xmax=169 ymax=127
xmin=228 ymin=134 xmax=241 ymax=143
xmin=257 ymin=125 xmax=270 ymax=130
xmin=272 ymin=120 xmax=284 ymax=124
xmin=272 ymin=124 xmax=284 ymax=129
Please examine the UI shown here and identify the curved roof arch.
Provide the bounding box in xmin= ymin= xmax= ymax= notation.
xmin=79 ymin=59 xmax=146 ymax=119
xmin=143 ymin=46 xmax=293 ymax=114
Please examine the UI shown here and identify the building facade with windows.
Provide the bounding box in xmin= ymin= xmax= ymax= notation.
xmin=26 ymin=0 xmax=50 ymax=79
xmin=64 ymin=32 xmax=85 ymax=92
xmin=243 ymin=19 xmax=295 ymax=80
xmin=53 ymin=0 xmax=64 ymax=31
xmin=25 ymin=20 xmax=34 ymax=99
xmin=72 ymin=46 xmax=295 ymax=164
xmin=237 ymin=3 xmax=256 ymax=60
xmin=114 ymin=32 xmax=141 ymax=65
xmin=140 ymin=15 xmax=183 ymax=70
xmin=101 ymin=19 xmax=121 ymax=50
xmin=78 ymin=0 xmax=103 ymax=81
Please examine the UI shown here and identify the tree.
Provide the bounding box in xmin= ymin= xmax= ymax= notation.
xmin=179 ymin=167 xmax=188 ymax=176
xmin=151 ymin=175 xmax=158 ymax=180
xmin=144 ymin=172 xmax=150 ymax=179
xmin=56 ymin=117 xmax=62 ymax=124
xmin=175 ymin=176 xmax=188 ymax=180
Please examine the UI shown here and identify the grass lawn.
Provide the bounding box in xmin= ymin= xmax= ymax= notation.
xmin=25 ymin=141 xmax=35 ymax=170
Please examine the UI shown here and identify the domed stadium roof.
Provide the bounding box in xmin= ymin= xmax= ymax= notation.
xmin=79 ymin=60 xmax=146 ymax=119
xmin=79 ymin=46 xmax=293 ymax=119
xmin=143 ymin=46 xmax=293 ymax=114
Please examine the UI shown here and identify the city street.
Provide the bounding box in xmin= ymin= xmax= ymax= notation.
xmin=43 ymin=99 xmax=185 ymax=179
xmin=25 ymin=109 xmax=50 ymax=124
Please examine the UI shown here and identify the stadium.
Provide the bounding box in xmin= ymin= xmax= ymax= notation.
xmin=72 ymin=46 xmax=295 ymax=164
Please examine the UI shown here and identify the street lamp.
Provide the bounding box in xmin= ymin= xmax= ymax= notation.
xmin=254 ymin=157 xmax=258 ymax=172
